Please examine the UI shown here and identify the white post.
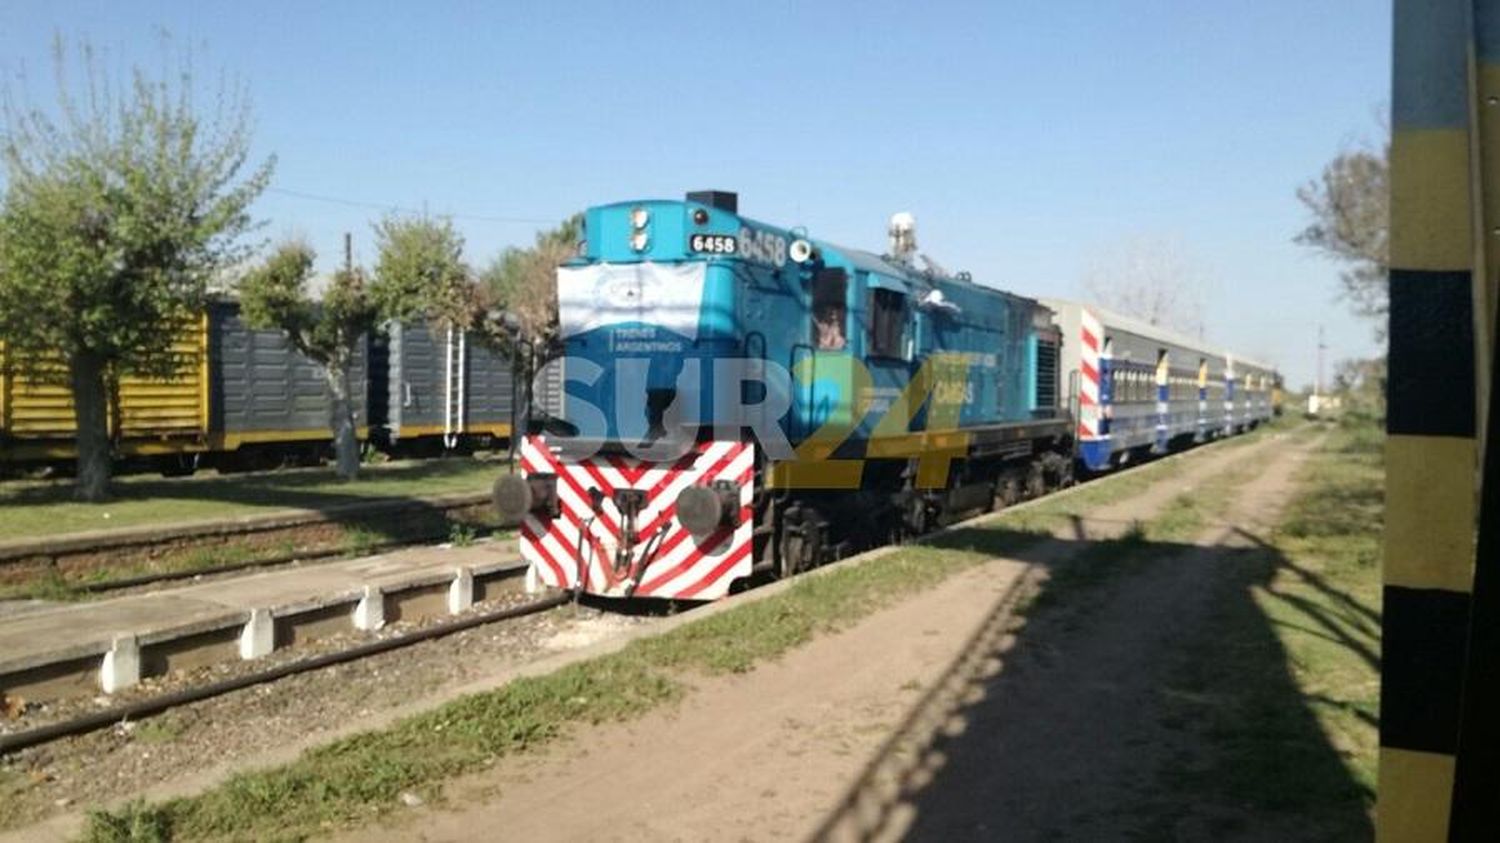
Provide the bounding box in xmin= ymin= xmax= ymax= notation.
xmin=100 ymin=634 xmax=141 ymax=694
xmin=353 ymin=585 xmax=385 ymax=631
xmin=240 ymin=608 xmax=275 ymax=659
xmin=448 ymin=566 xmax=474 ymax=614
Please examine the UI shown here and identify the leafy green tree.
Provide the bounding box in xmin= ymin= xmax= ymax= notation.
xmin=0 ymin=39 xmax=273 ymax=500
xmin=1295 ymin=143 xmax=1389 ymax=332
xmin=480 ymin=214 xmax=583 ymax=343
xmin=371 ymin=215 xmax=476 ymax=330
xmin=237 ymin=241 xmax=375 ymax=480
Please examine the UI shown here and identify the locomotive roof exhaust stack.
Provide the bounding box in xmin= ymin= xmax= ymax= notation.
xmin=888 ymin=212 xmax=918 ymax=264
xmin=687 ymin=190 xmax=737 ymax=213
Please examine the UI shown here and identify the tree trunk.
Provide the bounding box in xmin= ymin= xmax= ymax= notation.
xmin=325 ymin=361 xmax=360 ymax=481
xmin=69 ymin=350 xmax=113 ymax=502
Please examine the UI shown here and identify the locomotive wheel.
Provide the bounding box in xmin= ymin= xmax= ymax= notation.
xmin=1026 ymin=463 xmax=1047 ymax=498
xmin=997 ymin=474 xmax=1022 ymax=508
xmin=778 ymin=505 xmax=823 ymax=579
xmin=903 ymin=494 xmax=930 ymax=537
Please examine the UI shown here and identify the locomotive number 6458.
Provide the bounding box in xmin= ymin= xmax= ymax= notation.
xmin=688 ymin=233 xmax=737 ymax=254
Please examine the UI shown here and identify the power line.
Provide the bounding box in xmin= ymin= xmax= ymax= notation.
xmin=264 ymin=186 xmax=559 ymax=225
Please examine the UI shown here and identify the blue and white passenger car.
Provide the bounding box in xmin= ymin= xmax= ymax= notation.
xmin=1043 ymin=299 xmax=1276 ymax=472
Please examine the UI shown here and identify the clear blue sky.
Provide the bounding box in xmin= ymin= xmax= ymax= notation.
xmin=1 ymin=1 xmax=1391 ymax=389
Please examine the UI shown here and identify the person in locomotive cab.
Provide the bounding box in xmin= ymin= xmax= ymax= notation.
xmin=815 ymin=301 xmax=847 ymax=350
xmin=812 ymin=268 xmax=849 ymax=351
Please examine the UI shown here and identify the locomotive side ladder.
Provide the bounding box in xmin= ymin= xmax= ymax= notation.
xmin=443 ymin=327 xmax=466 ymax=449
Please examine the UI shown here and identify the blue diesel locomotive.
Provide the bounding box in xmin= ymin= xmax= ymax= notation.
xmin=494 ymin=192 xmax=1277 ymax=600
xmin=495 ymin=191 xmax=1073 ymax=600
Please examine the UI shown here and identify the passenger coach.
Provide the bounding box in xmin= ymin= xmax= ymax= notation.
xmin=1043 ymin=299 xmax=1276 ymax=472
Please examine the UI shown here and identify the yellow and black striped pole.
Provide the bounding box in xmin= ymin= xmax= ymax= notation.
xmin=1448 ymin=3 xmax=1500 ymax=839
xmin=1384 ymin=2 xmax=1480 ymax=840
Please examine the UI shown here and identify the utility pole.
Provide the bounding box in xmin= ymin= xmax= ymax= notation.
xmin=344 ymin=232 xmax=353 ymax=274
xmin=1315 ymin=323 xmax=1326 ymax=398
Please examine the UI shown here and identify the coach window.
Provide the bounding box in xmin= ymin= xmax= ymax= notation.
xmin=868 ymin=288 xmax=907 ymax=358
xmin=811 ymin=269 xmax=847 ymax=350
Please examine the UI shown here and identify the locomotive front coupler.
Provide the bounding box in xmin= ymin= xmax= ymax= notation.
xmin=612 ymin=488 xmax=649 ymax=574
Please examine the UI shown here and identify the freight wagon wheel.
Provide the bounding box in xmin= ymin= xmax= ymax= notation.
xmin=155 ymin=454 xmax=198 ymax=478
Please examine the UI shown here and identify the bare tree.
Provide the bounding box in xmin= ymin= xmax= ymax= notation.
xmin=1294 ymin=141 xmax=1388 ymax=330
xmin=479 ymin=214 xmax=582 ymax=344
xmin=1080 ymin=235 xmax=1207 ymax=336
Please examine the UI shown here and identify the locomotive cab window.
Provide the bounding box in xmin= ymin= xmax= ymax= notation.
xmin=867 ymin=288 xmax=907 ymax=359
xmin=811 ymin=269 xmax=848 ymax=351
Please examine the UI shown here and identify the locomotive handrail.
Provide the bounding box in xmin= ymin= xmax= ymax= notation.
xmin=789 ymin=341 xmax=816 ymax=440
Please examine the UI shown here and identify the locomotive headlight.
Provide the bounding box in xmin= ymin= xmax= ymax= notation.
xmin=675 ymin=481 xmax=739 ymax=536
xmin=630 ymin=207 xmax=651 ymax=229
xmin=630 ymin=230 xmax=650 ymax=252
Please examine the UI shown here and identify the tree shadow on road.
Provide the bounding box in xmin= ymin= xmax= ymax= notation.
xmin=810 ymin=523 xmax=1377 ymax=842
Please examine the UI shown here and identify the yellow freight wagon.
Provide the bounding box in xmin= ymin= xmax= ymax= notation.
xmin=2 ymin=300 xmax=515 ymax=476
xmin=1 ymin=304 xmax=374 ymax=475
xmin=0 ymin=316 xmax=211 ymax=464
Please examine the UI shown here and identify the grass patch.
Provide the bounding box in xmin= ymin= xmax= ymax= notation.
xmin=1148 ymin=421 xmax=1380 ymax=838
xmin=0 ymin=568 xmax=89 ymax=602
xmin=0 ymin=458 xmax=506 ymax=542
xmin=447 ymin=522 xmax=478 ymax=548
xmin=341 ymin=526 xmax=385 ymax=558
xmin=132 ymin=716 xmax=185 ymax=746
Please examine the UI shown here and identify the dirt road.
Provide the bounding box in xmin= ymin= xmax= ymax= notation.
xmin=352 ymin=432 xmax=1318 ymax=842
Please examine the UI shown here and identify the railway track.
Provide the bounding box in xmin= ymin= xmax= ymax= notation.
xmin=0 ymin=590 xmax=570 ymax=755
xmin=0 ymin=490 xmax=500 ymax=598
xmin=0 ymin=427 xmax=1279 ymax=757
xmin=69 ymin=525 xmax=511 ymax=597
